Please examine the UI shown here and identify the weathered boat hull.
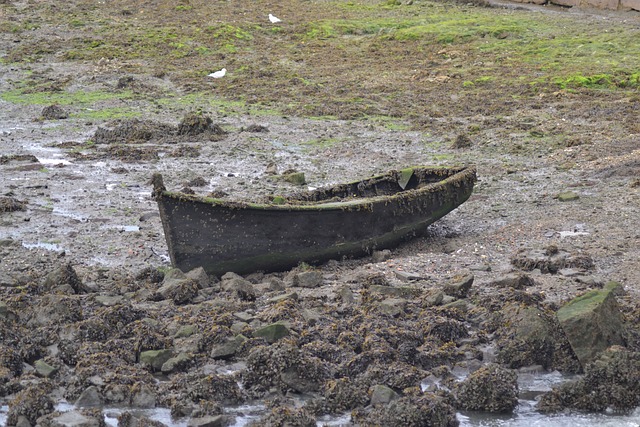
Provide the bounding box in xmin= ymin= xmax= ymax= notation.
xmin=152 ymin=166 xmax=476 ymax=276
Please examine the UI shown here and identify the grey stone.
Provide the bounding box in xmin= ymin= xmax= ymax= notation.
xmin=301 ymin=308 xmax=322 ymax=325
xmin=338 ymin=286 xmax=355 ymax=304
xmin=443 ymin=273 xmax=474 ymax=298
xmin=292 ymin=270 xmax=323 ymax=288
xmin=394 ymin=270 xmax=423 ymax=282
xmin=379 ymin=298 xmax=406 ymax=317
xmin=280 ymin=366 xmax=321 ymax=393
xmin=187 ymin=415 xmax=233 ymax=427
xmin=0 ymin=272 xmax=17 ymax=287
xmin=75 ymin=386 xmax=103 ymax=407
xmin=161 ymin=352 xmax=192 ymax=374
xmin=557 ymin=281 xmax=626 ymax=368
xmin=34 ymin=359 xmax=58 ymax=378
xmin=442 ymin=299 xmax=469 ymax=312
xmin=233 ymin=311 xmax=255 ymax=322
xmin=46 ymin=410 xmax=102 ymax=427
xmin=267 ymin=292 xmax=298 ymax=303
xmin=139 ymin=349 xmax=173 ymax=371
xmin=424 ymin=289 xmax=444 ymax=306
xmin=370 ymin=384 xmax=399 ymax=405
xmin=175 ymin=324 xmax=197 ymax=338
xmin=371 ymin=249 xmax=392 ymax=263
xmin=369 ymin=284 xmax=422 ymax=298
xmin=186 ymin=266 xmax=211 ymax=288
xmin=164 ymin=267 xmax=187 ymax=280
xmin=157 ymin=277 xmax=199 ymax=304
xmin=211 ymin=335 xmax=248 ymax=360
xmin=131 ymin=383 xmax=156 ymax=408
xmin=42 ymin=263 xmax=89 ymax=294
xmin=490 ymin=273 xmax=534 ymax=289
xmin=0 ymin=301 xmax=9 ymax=317
xmin=94 ymin=295 xmax=124 ymax=306
xmin=254 ymin=323 xmax=290 ymax=343
xmin=222 ymin=277 xmax=256 ymax=301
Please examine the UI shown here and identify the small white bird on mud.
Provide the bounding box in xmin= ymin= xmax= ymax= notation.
xmin=269 ymin=14 xmax=281 ymax=23
xmin=208 ymin=68 xmax=226 ymax=78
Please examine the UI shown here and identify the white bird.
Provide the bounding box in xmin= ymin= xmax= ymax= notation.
xmin=208 ymin=68 xmax=226 ymax=78
xmin=268 ymin=14 xmax=281 ymax=23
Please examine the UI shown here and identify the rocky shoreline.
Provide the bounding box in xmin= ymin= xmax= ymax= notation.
xmin=1 ymin=232 xmax=640 ymax=426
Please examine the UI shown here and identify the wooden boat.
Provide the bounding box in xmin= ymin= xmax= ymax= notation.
xmin=152 ymin=165 xmax=476 ymax=276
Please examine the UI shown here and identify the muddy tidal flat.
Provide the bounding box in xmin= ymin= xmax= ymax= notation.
xmin=1 ymin=0 xmax=640 ymax=426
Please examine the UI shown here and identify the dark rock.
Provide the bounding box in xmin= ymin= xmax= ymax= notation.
xmin=511 ymin=248 xmax=594 ymax=274
xmin=451 ymin=133 xmax=472 ymax=149
xmin=369 ymin=284 xmax=422 ymax=298
xmin=41 ymin=104 xmax=68 ymax=120
xmin=443 ymin=273 xmax=474 ymax=298
xmin=496 ymin=303 xmax=559 ymax=370
xmin=29 ymin=295 xmax=83 ymax=328
xmin=280 ymin=365 xmax=322 ymax=393
xmin=354 ymin=394 xmax=458 ymax=427
xmin=556 ymin=281 xmax=626 ymax=368
xmin=117 ymin=411 xmax=167 ymax=427
xmin=252 ymin=406 xmax=314 ymax=427
xmin=42 ymin=263 xmax=89 ymax=294
xmin=371 ymin=249 xmax=392 ymax=263
xmin=490 ymin=273 xmax=535 ymax=289
xmin=394 ymin=270 xmax=423 ymax=282
xmin=7 ymin=382 xmax=55 ymax=426
xmin=538 ymin=347 xmax=640 ymax=413
xmin=455 ymin=364 xmax=518 ymax=412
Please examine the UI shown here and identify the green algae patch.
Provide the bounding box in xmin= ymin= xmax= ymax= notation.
xmin=1 ymin=88 xmax=133 ymax=107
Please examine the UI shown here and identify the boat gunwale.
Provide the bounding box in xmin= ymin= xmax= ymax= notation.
xmin=153 ymin=165 xmax=477 ymax=212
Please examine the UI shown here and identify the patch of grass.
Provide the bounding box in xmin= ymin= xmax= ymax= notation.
xmin=554 ymin=72 xmax=640 ymax=90
xmin=1 ymin=88 xmax=133 ymax=106
xmin=73 ymin=108 xmax=141 ymax=120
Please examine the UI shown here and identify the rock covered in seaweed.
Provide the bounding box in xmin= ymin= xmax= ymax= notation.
xmin=537 ymin=346 xmax=640 ymax=413
xmin=454 ymin=364 xmax=518 ymax=413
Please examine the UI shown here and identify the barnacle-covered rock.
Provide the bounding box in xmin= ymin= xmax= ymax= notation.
xmin=321 ymin=377 xmax=369 ymax=414
xmin=243 ymin=341 xmax=330 ymax=394
xmin=454 ymin=363 xmax=518 ymax=412
xmin=6 ymin=381 xmax=54 ymax=426
xmin=249 ymin=404 xmax=316 ymax=427
xmin=188 ymin=374 xmax=244 ymax=405
xmin=537 ymin=347 xmax=640 ymax=413
xmin=353 ymin=394 xmax=459 ymax=427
